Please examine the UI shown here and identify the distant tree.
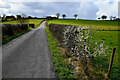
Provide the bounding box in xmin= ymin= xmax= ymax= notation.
xmin=62 ymin=14 xmax=66 ymax=19
xmin=101 ymin=15 xmax=107 ymax=20
xmin=109 ymin=16 xmax=113 ymax=20
xmin=18 ymin=13 xmax=28 ymax=24
xmin=3 ymin=14 xmax=7 ymax=21
xmin=74 ymin=14 xmax=78 ymax=19
xmin=98 ymin=17 xmax=100 ymax=20
xmin=16 ymin=15 xmax=21 ymax=19
xmin=113 ymin=16 xmax=116 ymax=20
xmin=27 ymin=16 xmax=32 ymax=19
xmin=21 ymin=13 xmax=27 ymax=18
xmin=56 ymin=13 xmax=60 ymax=19
xmin=34 ymin=17 xmax=37 ymax=19
xmin=0 ymin=15 xmax=1 ymax=22
xmin=11 ymin=15 xmax=16 ymax=20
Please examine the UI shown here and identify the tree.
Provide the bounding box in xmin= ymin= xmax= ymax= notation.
xmin=62 ymin=14 xmax=66 ymax=19
xmin=17 ymin=13 xmax=28 ymax=24
xmin=74 ymin=14 xmax=78 ymax=19
xmin=11 ymin=15 xmax=16 ymax=20
xmin=0 ymin=15 xmax=1 ymax=22
xmin=98 ymin=17 xmax=100 ymax=20
xmin=101 ymin=15 xmax=107 ymax=20
xmin=109 ymin=16 xmax=113 ymax=20
xmin=113 ymin=16 xmax=116 ymax=20
xmin=27 ymin=16 xmax=32 ymax=19
xmin=16 ymin=15 xmax=21 ymax=19
xmin=56 ymin=13 xmax=60 ymax=19
xmin=2 ymin=14 xmax=7 ymax=21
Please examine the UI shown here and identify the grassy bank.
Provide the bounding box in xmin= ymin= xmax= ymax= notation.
xmin=48 ymin=19 xmax=119 ymax=30
xmin=2 ymin=27 xmax=32 ymax=45
xmin=45 ymin=22 xmax=75 ymax=78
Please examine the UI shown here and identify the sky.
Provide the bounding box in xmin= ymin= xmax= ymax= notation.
xmin=0 ymin=0 xmax=119 ymax=20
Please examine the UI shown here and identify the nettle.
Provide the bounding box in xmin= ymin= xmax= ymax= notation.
xmin=63 ymin=25 xmax=108 ymax=60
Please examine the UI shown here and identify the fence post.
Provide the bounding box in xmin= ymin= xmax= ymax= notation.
xmin=108 ymin=47 xmax=116 ymax=78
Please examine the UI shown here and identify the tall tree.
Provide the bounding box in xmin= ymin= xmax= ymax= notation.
xmin=101 ymin=15 xmax=107 ymax=20
xmin=74 ymin=14 xmax=78 ymax=19
xmin=62 ymin=14 xmax=66 ymax=19
xmin=56 ymin=13 xmax=60 ymax=19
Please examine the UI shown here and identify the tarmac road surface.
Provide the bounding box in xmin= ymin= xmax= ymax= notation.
xmin=2 ymin=21 xmax=57 ymax=78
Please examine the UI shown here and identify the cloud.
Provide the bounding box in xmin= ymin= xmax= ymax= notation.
xmin=78 ymin=2 xmax=99 ymax=19
xmin=94 ymin=0 xmax=118 ymax=19
xmin=0 ymin=0 xmax=118 ymax=19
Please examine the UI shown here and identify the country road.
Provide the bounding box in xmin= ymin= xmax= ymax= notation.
xmin=2 ymin=21 xmax=57 ymax=78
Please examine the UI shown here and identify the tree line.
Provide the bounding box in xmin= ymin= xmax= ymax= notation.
xmin=98 ymin=15 xmax=118 ymax=20
xmin=56 ymin=13 xmax=118 ymax=20
xmin=0 ymin=13 xmax=37 ymax=22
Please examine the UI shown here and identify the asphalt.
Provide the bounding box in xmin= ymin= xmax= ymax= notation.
xmin=2 ymin=21 xmax=57 ymax=78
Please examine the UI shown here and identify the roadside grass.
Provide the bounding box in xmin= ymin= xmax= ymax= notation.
xmin=48 ymin=19 xmax=119 ymax=30
xmin=45 ymin=22 xmax=74 ymax=78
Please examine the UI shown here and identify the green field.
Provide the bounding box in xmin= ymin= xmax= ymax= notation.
xmin=48 ymin=19 xmax=119 ymax=30
xmin=90 ymin=31 xmax=119 ymax=79
xmin=48 ymin=19 xmax=120 ymax=79
xmin=1 ymin=19 xmax=44 ymax=25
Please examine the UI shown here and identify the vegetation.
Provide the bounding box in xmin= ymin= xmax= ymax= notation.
xmin=47 ymin=19 xmax=119 ymax=30
xmin=101 ymin=15 xmax=107 ymax=20
xmin=62 ymin=14 xmax=67 ymax=19
xmin=89 ymin=30 xmax=119 ymax=79
xmin=45 ymin=23 xmax=74 ymax=78
xmin=2 ymin=19 xmax=44 ymax=44
xmin=56 ymin=13 xmax=60 ymax=19
xmin=2 ymin=26 xmax=32 ymax=44
xmin=47 ymin=19 xmax=119 ymax=79
xmin=74 ymin=14 xmax=78 ymax=19
xmin=1 ymin=19 xmax=44 ymax=25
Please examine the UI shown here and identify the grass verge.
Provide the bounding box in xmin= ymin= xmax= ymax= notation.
xmin=45 ymin=22 xmax=74 ymax=79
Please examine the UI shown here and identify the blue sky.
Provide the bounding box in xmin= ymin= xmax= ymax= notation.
xmin=0 ymin=0 xmax=119 ymax=20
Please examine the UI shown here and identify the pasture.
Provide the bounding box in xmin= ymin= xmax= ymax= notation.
xmin=48 ymin=19 xmax=119 ymax=30
xmin=1 ymin=19 xmax=44 ymax=25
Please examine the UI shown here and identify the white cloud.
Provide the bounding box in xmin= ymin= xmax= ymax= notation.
xmin=77 ymin=2 xmax=98 ymax=19
xmin=94 ymin=0 xmax=118 ymax=19
xmin=4 ymin=0 xmax=95 ymax=2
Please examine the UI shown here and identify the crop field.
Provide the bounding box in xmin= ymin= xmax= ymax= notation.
xmin=48 ymin=19 xmax=120 ymax=79
xmin=48 ymin=19 xmax=119 ymax=30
